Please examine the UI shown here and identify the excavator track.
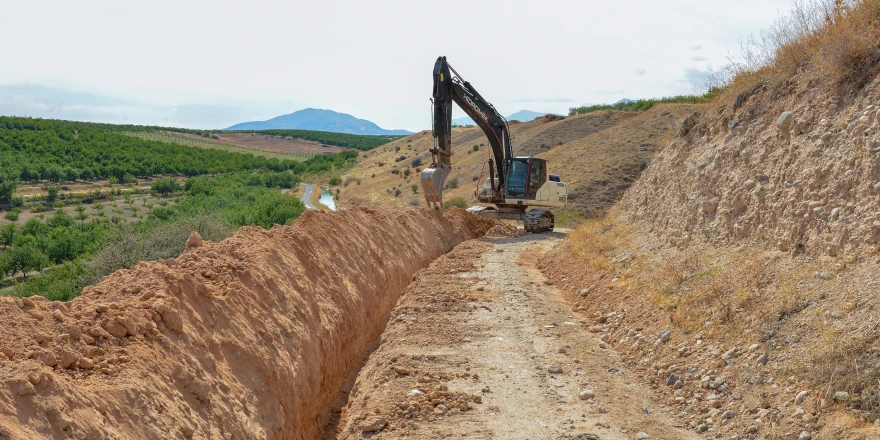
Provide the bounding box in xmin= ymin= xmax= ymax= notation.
xmin=523 ymin=210 xmax=554 ymax=233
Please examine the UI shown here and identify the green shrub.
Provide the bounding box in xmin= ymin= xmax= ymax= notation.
xmin=10 ymin=195 xmax=24 ymax=208
xmin=4 ymin=211 xmax=19 ymax=222
xmin=446 ymin=178 xmax=459 ymax=189
xmin=46 ymin=185 xmax=60 ymax=203
xmin=442 ymin=197 xmax=468 ymax=210
xmin=151 ymin=177 xmax=180 ymax=195
xmin=47 ymin=210 xmax=74 ymax=228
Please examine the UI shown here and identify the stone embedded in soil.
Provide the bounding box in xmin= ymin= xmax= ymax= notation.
xmin=360 ymin=419 xmax=387 ymax=433
xmin=392 ymin=365 xmax=411 ymax=375
xmin=833 ymin=391 xmax=849 ymax=400
xmin=777 ymin=112 xmax=793 ymax=130
xmin=659 ymin=331 xmax=671 ymax=342
xmin=18 ymin=382 xmax=35 ymax=396
xmin=579 ymin=390 xmax=595 ymax=400
xmin=795 ymin=390 xmax=809 ymax=405
xmin=185 ymin=231 xmax=203 ymax=248
xmin=636 ymin=432 xmax=650 ymax=439
xmin=548 ymin=365 xmax=563 ymax=374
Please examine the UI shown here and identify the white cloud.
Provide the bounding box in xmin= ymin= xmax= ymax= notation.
xmin=0 ymin=0 xmax=793 ymax=130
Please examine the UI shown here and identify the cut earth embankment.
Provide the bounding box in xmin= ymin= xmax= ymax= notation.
xmin=0 ymin=207 xmax=494 ymax=440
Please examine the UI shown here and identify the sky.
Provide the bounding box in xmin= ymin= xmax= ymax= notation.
xmin=0 ymin=0 xmax=793 ymax=132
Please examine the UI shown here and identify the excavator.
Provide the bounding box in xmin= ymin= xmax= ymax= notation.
xmin=421 ymin=56 xmax=568 ymax=233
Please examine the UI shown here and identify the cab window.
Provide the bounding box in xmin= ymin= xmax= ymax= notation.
xmin=528 ymin=160 xmax=546 ymax=199
xmin=506 ymin=160 xmax=528 ymax=198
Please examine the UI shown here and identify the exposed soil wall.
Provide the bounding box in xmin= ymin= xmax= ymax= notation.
xmin=0 ymin=207 xmax=493 ymax=440
xmin=621 ymin=70 xmax=880 ymax=256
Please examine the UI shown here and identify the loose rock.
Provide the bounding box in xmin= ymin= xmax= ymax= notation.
xmin=360 ymin=419 xmax=387 ymax=433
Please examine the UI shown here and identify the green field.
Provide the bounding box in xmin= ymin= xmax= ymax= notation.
xmin=121 ymin=131 xmax=320 ymax=161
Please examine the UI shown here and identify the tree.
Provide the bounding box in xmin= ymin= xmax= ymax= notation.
xmin=0 ymin=172 xmax=17 ymax=204
xmin=4 ymin=245 xmax=48 ymax=279
xmin=0 ymin=224 xmax=15 ymax=248
xmin=46 ymin=185 xmax=60 ymax=203
xmin=10 ymin=195 xmax=24 ymax=208
xmin=151 ymin=177 xmax=180 ymax=196
xmin=48 ymin=209 xmax=73 ymax=228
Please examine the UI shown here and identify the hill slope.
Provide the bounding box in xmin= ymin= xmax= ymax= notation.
xmin=224 ymin=108 xmax=412 ymax=135
xmin=337 ymin=105 xmax=702 ymax=217
xmin=452 ymin=109 xmax=552 ymax=126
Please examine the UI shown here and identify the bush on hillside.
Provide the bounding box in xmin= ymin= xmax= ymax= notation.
xmin=442 ymin=197 xmax=468 ymax=210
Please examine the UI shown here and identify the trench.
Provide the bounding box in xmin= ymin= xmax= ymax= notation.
xmin=0 ymin=208 xmax=495 ymax=440
xmin=319 ymin=334 xmax=382 ymax=439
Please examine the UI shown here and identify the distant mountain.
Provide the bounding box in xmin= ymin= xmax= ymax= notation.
xmin=224 ymin=108 xmax=412 ymax=135
xmin=507 ymin=110 xmax=547 ymax=122
xmin=452 ymin=109 xmax=554 ymax=126
xmin=615 ymin=98 xmax=636 ymax=104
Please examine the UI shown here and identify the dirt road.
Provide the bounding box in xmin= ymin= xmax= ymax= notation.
xmin=335 ymin=234 xmax=697 ymax=439
xmin=301 ymin=183 xmax=319 ymax=210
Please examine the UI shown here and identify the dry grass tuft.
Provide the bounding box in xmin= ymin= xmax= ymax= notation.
xmin=568 ymin=217 xmax=632 ymax=274
xmin=719 ymin=0 xmax=880 ymax=93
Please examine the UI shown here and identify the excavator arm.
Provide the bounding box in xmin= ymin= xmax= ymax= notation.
xmin=422 ymin=56 xmax=511 ymax=207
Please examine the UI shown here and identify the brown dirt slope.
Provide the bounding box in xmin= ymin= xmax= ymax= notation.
xmin=621 ymin=71 xmax=880 ymax=257
xmin=339 ymin=105 xmax=702 ymax=218
xmin=539 ymin=66 xmax=880 ymax=438
xmin=0 ymin=208 xmax=493 ymax=440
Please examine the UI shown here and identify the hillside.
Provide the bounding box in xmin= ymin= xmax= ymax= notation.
xmin=541 ymin=3 xmax=880 ymax=437
xmin=452 ymin=109 xmax=550 ymax=126
xmin=338 ymin=105 xmax=702 ymax=218
xmin=224 ymin=108 xmax=412 ymax=135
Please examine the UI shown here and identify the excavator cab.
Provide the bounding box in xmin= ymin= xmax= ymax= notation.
xmin=505 ymin=157 xmax=546 ymax=200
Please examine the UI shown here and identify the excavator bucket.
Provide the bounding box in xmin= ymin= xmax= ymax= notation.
xmin=420 ymin=165 xmax=450 ymax=208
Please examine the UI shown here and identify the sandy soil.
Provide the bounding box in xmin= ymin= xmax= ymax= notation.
xmin=334 ymin=233 xmax=697 ymax=439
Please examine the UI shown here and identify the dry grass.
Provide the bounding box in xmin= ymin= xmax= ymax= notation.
xmin=716 ymin=0 xmax=880 ymax=97
xmin=568 ymin=216 xmax=633 ymax=274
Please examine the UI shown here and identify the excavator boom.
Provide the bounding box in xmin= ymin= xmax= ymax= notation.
xmin=422 ymin=56 xmax=510 ymax=207
xmin=420 ymin=56 xmax=568 ymax=233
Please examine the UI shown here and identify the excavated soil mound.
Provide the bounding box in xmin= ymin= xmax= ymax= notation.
xmin=0 ymin=207 xmax=494 ymax=440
